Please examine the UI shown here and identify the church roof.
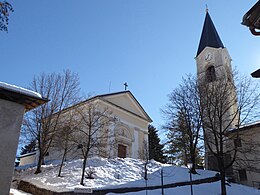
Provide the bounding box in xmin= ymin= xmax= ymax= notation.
xmin=228 ymin=121 xmax=260 ymax=134
xmin=196 ymin=12 xmax=224 ymax=57
xmin=90 ymin=91 xmax=153 ymax=122
xmin=55 ymin=90 xmax=152 ymax=123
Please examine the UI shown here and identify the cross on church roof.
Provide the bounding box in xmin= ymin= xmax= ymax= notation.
xmin=124 ymin=82 xmax=128 ymax=91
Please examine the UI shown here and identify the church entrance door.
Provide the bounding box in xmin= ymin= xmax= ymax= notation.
xmin=118 ymin=144 xmax=127 ymax=158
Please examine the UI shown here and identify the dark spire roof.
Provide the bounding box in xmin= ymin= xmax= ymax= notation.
xmin=196 ymin=12 xmax=224 ymax=57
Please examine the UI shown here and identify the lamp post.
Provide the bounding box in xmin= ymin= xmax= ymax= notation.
xmin=187 ymin=163 xmax=194 ymax=195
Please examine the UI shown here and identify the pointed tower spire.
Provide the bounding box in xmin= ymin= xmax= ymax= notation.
xmin=196 ymin=11 xmax=224 ymax=57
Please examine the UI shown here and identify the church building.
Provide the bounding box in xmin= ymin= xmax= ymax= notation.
xmin=19 ymin=91 xmax=152 ymax=165
xmin=196 ymin=10 xmax=260 ymax=188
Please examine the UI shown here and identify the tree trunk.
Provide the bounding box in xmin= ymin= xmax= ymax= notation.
xmin=220 ymin=170 xmax=227 ymax=195
xmin=144 ymin=162 xmax=148 ymax=180
xmin=34 ymin=154 xmax=43 ymax=174
xmin=58 ymin=148 xmax=67 ymax=177
xmin=80 ymin=155 xmax=87 ymax=185
xmin=190 ymin=152 xmax=197 ymax=174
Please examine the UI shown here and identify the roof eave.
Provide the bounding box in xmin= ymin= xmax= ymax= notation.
xmin=0 ymin=88 xmax=48 ymax=112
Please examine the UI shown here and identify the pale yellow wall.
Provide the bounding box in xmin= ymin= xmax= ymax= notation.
xmin=138 ymin=131 xmax=144 ymax=158
xmin=196 ymin=47 xmax=231 ymax=79
xmin=197 ymin=47 xmax=239 ymax=171
xmin=46 ymin=97 xmax=150 ymax=161
xmin=19 ymin=154 xmax=36 ymax=166
xmin=99 ymin=100 xmax=149 ymax=131
xmin=102 ymin=93 xmax=148 ymax=120
xmin=99 ymin=100 xmax=149 ymax=159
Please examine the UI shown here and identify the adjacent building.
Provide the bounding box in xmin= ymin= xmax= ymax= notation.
xmin=0 ymin=82 xmax=47 ymax=195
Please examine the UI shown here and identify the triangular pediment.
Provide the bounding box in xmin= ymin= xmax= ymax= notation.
xmin=96 ymin=91 xmax=152 ymax=122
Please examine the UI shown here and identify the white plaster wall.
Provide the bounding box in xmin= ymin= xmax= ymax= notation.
xmin=41 ymin=98 xmax=150 ymax=162
xmin=103 ymin=93 xmax=147 ymax=119
xmin=0 ymin=99 xmax=25 ymax=195
xmin=196 ymin=46 xmax=239 ymax=170
xmin=132 ymin=130 xmax=139 ymax=159
xmin=19 ymin=154 xmax=36 ymax=166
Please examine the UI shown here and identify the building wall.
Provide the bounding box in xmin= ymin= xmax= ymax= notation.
xmin=19 ymin=154 xmax=36 ymax=166
xmin=0 ymin=99 xmax=25 ymax=195
xmin=196 ymin=47 xmax=239 ymax=171
xmin=103 ymin=94 xmax=148 ymax=120
xmin=99 ymin=100 xmax=149 ymax=159
xmin=197 ymin=47 xmax=260 ymax=189
xmin=43 ymin=98 xmax=150 ymax=163
xmin=228 ymin=126 xmax=260 ymax=188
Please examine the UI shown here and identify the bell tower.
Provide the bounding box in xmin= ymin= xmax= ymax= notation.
xmin=195 ymin=11 xmax=238 ymax=170
xmin=196 ymin=11 xmax=233 ymax=84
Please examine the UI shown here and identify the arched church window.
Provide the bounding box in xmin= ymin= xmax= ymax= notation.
xmin=206 ymin=66 xmax=216 ymax=82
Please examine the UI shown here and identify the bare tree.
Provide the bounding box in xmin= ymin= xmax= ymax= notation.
xmin=163 ymin=75 xmax=203 ymax=173
xmin=199 ymin=71 xmax=260 ymax=195
xmin=0 ymin=1 xmax=13 ymax=32
xmin=23 ymin=70 xmax=81 ymax=174
xmin=74 ymin=101 xmax=116 ymax=186
xmin=138 ymin=140 xmax=149 ymax=195
xmin=53 ymin=108 xmax=81 ymax=177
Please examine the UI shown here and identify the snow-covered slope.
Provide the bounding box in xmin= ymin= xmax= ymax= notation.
xmin=107 ymin=182 xmax=260 ymax=195
xmin=14 ymin=157 xmax=260 ymax=195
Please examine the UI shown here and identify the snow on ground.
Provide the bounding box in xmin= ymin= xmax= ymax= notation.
xmin=10 ymin=189 xmax=32 ymax=195
xmin=0 ymin=81 xmax=42 ymax=98
xmin=108 ymin=182 xmax=260 ymax=195
xmin=16 ymin=157 xmax=215 ymax=192
xmin=14 ymin=157 xmax=260 ymax=194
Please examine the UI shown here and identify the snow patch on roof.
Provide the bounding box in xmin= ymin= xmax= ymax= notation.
xmin=18 ymin=151 xmax=37 ymax=158
xmin=229 ymin=120 xmax=260 ymax=132
xmin=240 ymin=120 xmax=260 ymax=128
xmin=0 ymin=82 xmax=42 ymax=99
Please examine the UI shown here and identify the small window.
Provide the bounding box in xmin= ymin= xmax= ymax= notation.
xmin=238 ymin=169 xmax=247 ymax=181
xmin=206 ymin=66 xmax=216 ymax=82
xmin=234 ymin=138 xmax=242 ymax=147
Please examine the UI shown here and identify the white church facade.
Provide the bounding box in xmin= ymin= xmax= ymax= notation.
xmin=19 ymin=91 xmax=152 ymax=166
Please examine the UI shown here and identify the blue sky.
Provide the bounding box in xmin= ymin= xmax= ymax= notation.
xmin=1 ymin=1 xmax=259 ymax=135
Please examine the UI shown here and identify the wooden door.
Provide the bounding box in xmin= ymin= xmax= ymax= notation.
xmin=118 ymin=144 xmax=127 ymax=158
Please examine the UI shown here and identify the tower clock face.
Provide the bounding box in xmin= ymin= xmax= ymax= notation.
xmin=205 ymin=52 xmax=212 ymax=61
